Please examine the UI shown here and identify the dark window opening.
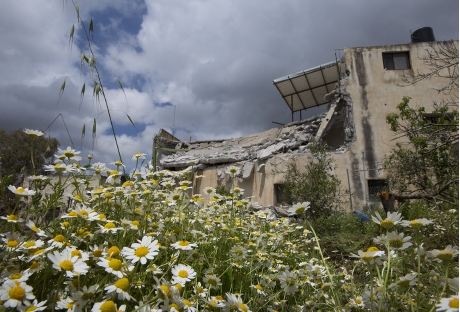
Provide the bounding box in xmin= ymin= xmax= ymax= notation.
xmin=424 ymin=113 xmax=455 ymax=124
xmin=383 ymin=52 xmax=411 ymax=70
xmin=274 ymin=184 xmax=289 ymax=205
xmin=367 ymin=179 xmax=387 ymax=202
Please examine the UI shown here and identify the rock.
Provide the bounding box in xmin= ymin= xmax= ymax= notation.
xmin=257 ymin=143 xmax=286 ymax=160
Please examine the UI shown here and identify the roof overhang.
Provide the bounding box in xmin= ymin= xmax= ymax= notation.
xmin=273 ymin=60 xmax=345 ymax=113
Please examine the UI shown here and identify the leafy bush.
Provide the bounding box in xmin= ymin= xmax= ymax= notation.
xmin=281 ymin=143 xmax=344 ymax=217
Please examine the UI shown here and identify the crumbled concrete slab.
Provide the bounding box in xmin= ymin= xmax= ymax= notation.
xmin=242 ymin=162 xmax=254 ymax=179
xmin=257 ymin=142 xmax=286 ymax=160
xmin=158 ymin=110 xmax=333 ymax=171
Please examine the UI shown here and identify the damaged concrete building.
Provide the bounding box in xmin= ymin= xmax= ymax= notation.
xmin=158 ymin=30 xmax=458 ymax=210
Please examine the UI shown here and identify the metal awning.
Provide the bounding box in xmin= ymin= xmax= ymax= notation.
xmin=273 ymin=60 xmax=345 ymax=113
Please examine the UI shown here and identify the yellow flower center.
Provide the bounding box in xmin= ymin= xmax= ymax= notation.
xmin=29 ymin=261 xmax=40 ymax=269
xmin=93 ymin=250 xmax=103 ymax=257
xmin=207 ymin=278 xmax=218 ymax=286
xmin=449 ymin=298 xmax=459 ymax=308
xmin=135 ymin=246 xmax=149 ymax=257
xmin=159 ymin=285 xmax=170 ymax=298
xmin=179 ymin=240 xmax=190 ymax=246
xmin=33 ymin=249 xmax=44 ymax=256
xmin=100 ymin=301 xmax=116 ymax=312
xmin=108 ymin=259 xmax=122 ymax=271
xmin=178 ymin=270 xmax=189 ymax=278
xmin=7 ymin=215 xmax=19 ymax=221
xmin=183 ymin=299 xmax=192 ymax=307
xmin=295 ymin=207 xmax=305 ymax=214
xmin=114 ymin=278 xmax=129 ymax=291
xmin=380 ymin=220 xmax=395 ymax=229
xmin=255 ymin=284 xmax=263 ymax=291
xmin=81 ymin=292 xmax=94 ymax=300
xmin=104 ymin=222 xmax=116 ymax=229
xmin=367 ymin=246 xmax=380 ymax=252
xmin=16 ymin=188 xmax=25 ymax=193
xmin=66 ymin=302 xmax=75 ymax=309
xmin=238 ymin=302 xmax=248 ymax=312
xmin=10 ymin=273 xmax=22 ymax=280
xmin=356 ymin=298 xmax=363 ymax=304
xmin=170 ymin=304 xmax=180 ymax=310
xmin=61 ymin=222 xmax=70 ymax=227
xmin=64 ymin=151 xmax=75 ymax=157
xmin=389 ymin=239 xmax=403 ymax=249
xmin=397 ymin=280 xmax=411 ymax=288
xmin=68 ymin=211 xmax=78 ymax=217
xmin=26 ymin=306 xmax=38 ymax=311
xmin=71 ymin=250 xmax=82 ymax=258
xmin=131 ymin=220 xmax=140 ymax=226
xmin=410 ymin=220 xmax=423 ymax=229
xmin=108 ymin=246 xmax=120 ymax=257
xmin=437 ymin=252 xmax=453 ymax=261
xmin=60 ymin=260 xmax=74 ymax=271
xmin=31 ymin=226 xmax=40 ymax=232
xmin=8 ymin=283 xmax=26 ymax=300
xmin=361 ymin=252 xmax=375 ymax=262
xmin=7 ymin=240 xmax=19 ymax=248
xmin=54 ymin=234 xmax=65 ymax=242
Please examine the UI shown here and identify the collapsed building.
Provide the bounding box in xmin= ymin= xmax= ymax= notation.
xmin=158 ymin=28 xmax=458 ymax=210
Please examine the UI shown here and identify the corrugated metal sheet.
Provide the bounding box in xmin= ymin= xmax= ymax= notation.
xmin=273 ymin=60 xmax=345 ymax=112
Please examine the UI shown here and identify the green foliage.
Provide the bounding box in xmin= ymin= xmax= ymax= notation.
xmin=282 ymin=143 xmax=343 ymax=217
xmin=384 ymin=97 xmax=459 ymax=203
xmin=0 ymin=128 xmax=59 ymax=178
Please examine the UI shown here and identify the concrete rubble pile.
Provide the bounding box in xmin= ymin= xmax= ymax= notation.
xmin=159 ymin=113 xmax=327 ymax=173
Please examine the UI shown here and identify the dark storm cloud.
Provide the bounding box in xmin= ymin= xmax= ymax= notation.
xmin=0 ymin=0 xmax=458 ymax=168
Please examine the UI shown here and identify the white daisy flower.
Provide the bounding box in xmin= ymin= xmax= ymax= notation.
xmin=21 ymin=239 xmax=45 ymax=250
xmin=203 ymin=274 xmax=222 ymax=290
xmin=171 ymin=264 xmax=197 ymax=285
xmin=351 ymin=247 xmax=385 ymax=265
xmin=26 ymin=221 xmax=47 ymax=237
xmin=24 ymin=129 xmax=44 ymax=137
xmin=21 ymin=299 xmax=47 ymax=311
xmin=91 ymin=300 xmax=125 ymax=312
xmin=132 ymin=152 xmax=147 ymax=160
xmin=7 ymin=185 xmax=36 ymax=196
xmin=225 ymin=293 xmax=250 ymax=312
xmin=288 ymin=202 xmax=310 ymax=216
xmin=225 ymin=165 xmax=241 ymax=176
xmin=97 ymin=258 xmax=132 ymax=278
xmin=371 ymin=211 xmax=403 ymax=229
xmin=122 ymin=236 xmax=160 ymax=265
xmin=436 ymin=295 xmax=459 ymax=312
xmin=401 ymin=218 xmax=433 ymax=229
xmin=278 ymin=271 xmax=299 ymax=294
xmin=47 ymin=248 xmax=89 ymax=278
xmin=1 ymin=214 xmax=24 ymax=223
xmin=429 ymin=245 xmax=459 ymax=262
xmin=44 ymin=163 xmax=74 ymax=174
xmin=388 ymin=273 xmax=418 ymax=289
xmin=230 ymin=245 xmax=248 ymax=260
xmin=171 ymin=240 xmax=198 ymax=251
xmin=104 ymin=277 xmax=132 ymax=300
xmin=0 ymin=279 xmax=35 ymax=309
xmin=56 ymin=146 xmax=82 ymax=161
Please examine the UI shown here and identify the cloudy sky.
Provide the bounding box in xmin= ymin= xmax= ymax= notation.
xmin=0 ymin=0 xmax=458 ymax=171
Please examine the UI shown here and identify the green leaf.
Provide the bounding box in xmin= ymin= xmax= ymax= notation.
xmin=74 ymin=2 xmax=80 ymax=21
xmin=57 ymin=78 xmax=66 ymax=106
xmin=89 ymin=18 xmax=94 ymax=38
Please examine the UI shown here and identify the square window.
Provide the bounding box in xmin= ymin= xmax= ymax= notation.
xmin=367 ymin=179 xmax=387 ymax=202
xmin=383 ymin=52 xmax=411 ymax=70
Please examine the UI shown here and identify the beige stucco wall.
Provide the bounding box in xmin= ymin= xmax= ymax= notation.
xmin=194 ymin=40 xmax=458 ymax=210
